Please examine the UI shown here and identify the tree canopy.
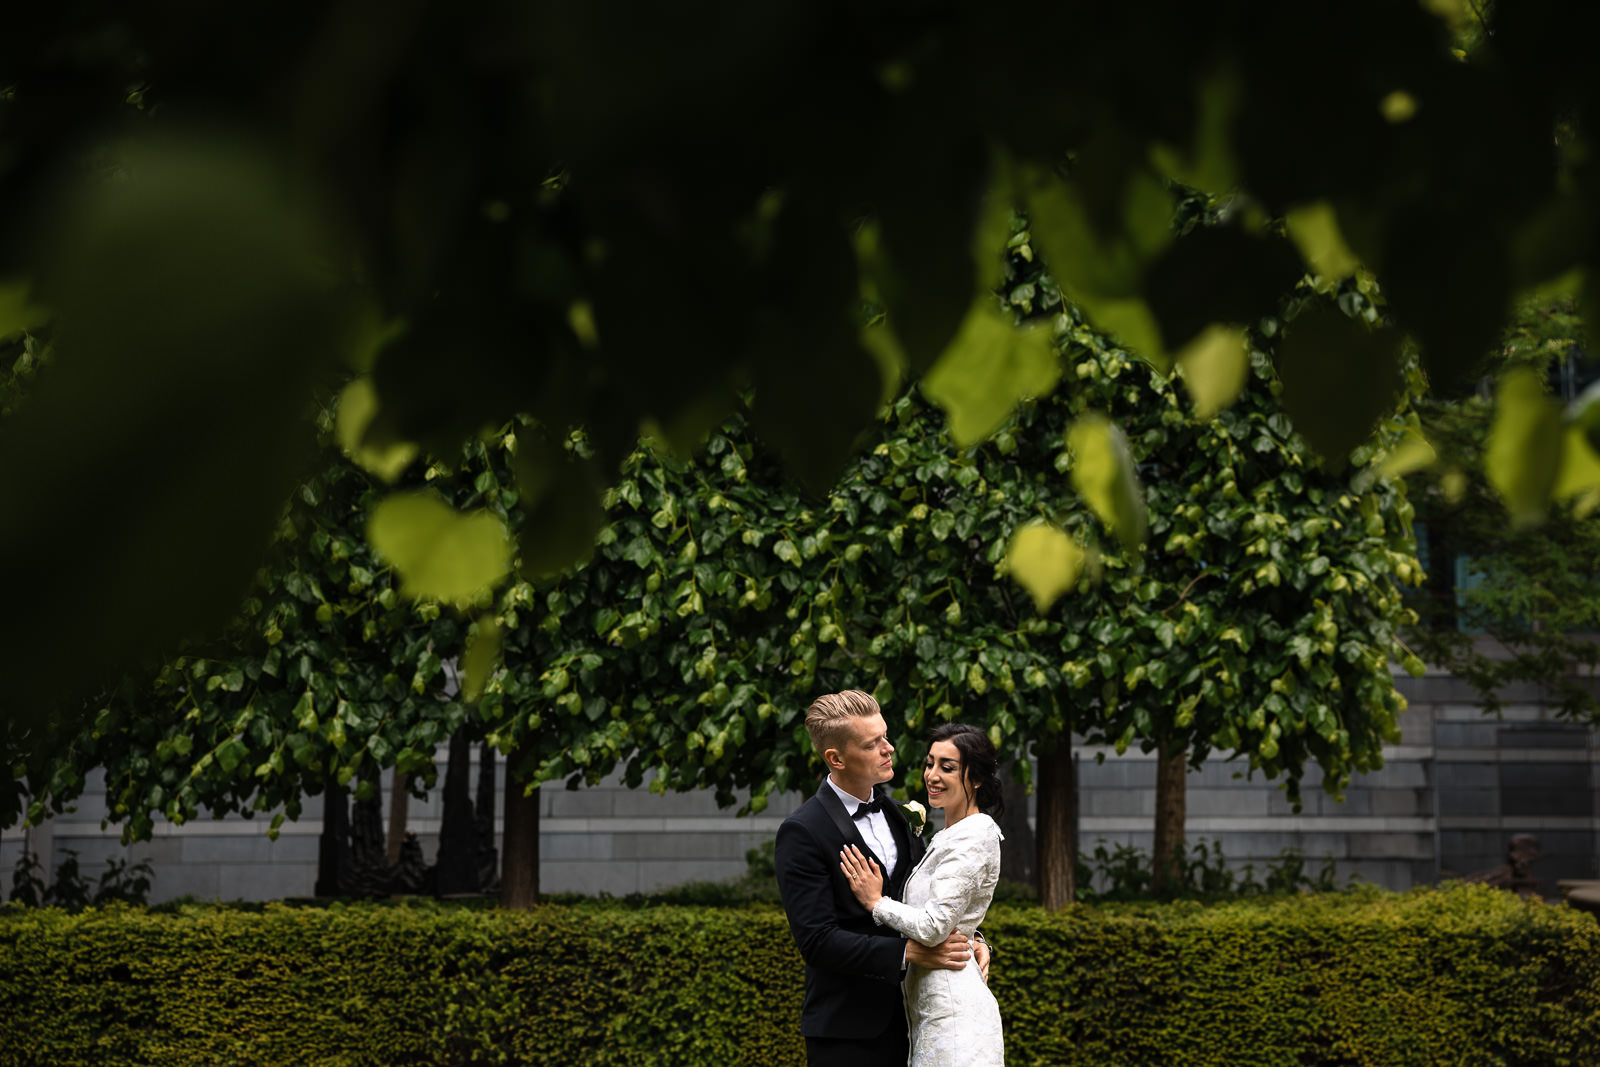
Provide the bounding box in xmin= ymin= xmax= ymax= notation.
xmin=3 ymin=1 xmax=1599 ymax=738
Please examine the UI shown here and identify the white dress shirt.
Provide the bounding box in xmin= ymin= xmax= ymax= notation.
xmin=827 ymin=775 xmax=899 ymax=877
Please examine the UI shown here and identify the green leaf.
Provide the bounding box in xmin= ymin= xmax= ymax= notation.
xmin=1005 ymin=521 xmax=1084 ymax=613
xmin=1276 ymin=304 xmax=1404 ymax=461
xmin=1021 ymin=162 xmax=1170 ymax=300
xmin=1377 ymin=428 xmax=1437 ymax=480
xmin=1066 ymin=415 xmax=1147 ymax=549
xmin=922 ymin=300 xmax=1059 ymax=446
xmin=0 ymin=279 xmax=50 ymax=341
xmin=1285 ymin=202 xmax=1361 ymax=281
xmin=1485 ymin=367 xmax=1562 ymax=527
xmin=368 ymin=491 xmax=511 ymax=602
xmin=461 ymin=616 xmax=502 ymax=704
xmin=1176 ymin=325 xmax=1248 ymax=419
xmin=292 ymin=690 xmax=317 ymax=733
xmin=336 ymin=377 xmax=418 ymax=483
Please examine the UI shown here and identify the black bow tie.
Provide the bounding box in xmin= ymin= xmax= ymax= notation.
xmin=850 ymin=797 xmax=883 ymax=820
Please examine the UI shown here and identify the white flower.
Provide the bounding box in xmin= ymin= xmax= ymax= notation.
xmin=902 ymin=800 xmax=927 ymax=833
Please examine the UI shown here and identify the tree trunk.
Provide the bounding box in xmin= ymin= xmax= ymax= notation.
xmin=386 ymin=771 xmax=410 ymax=866
xmin=475 ymin=741 xmax=500 ymax=891
xmin=1035 ymin=735 xmax=1077 ymax=909
xmin=435 ymin=728 xmax=479 ymax=895
xmin=997 ymin=758 xmax=1036 ymax=890
xmin=1151 ymin=740 xmax=1188 ymax=897
xmin=315 ymin=783 xmax=351 ymax=898
xmin=500 ymin=752 xmax=540 ymax=909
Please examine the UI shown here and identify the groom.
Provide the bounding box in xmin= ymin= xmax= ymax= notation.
xmin=774 ymin=690 xmax=988 ymax=1066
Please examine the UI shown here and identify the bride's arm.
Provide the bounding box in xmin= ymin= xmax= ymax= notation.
xmin=869 ymin=847 xmax=985 ymax=948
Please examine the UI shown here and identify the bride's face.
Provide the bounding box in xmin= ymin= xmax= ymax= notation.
xmin=923 ymin=740 xmax=968 ymax=811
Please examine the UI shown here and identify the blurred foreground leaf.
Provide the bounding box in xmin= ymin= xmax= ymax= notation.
xmin=1485 ymin=367 xmax=1563 ymax=526
xmin=460 ymin=616 xmax=502 ymax=704
xmin=337 ymin=377 xmax=419 ymax=483
xmin=0 ymin=134 xmax=351 ymax=717
xmin=1176 ymin=325 xmax=1248 ymax=419
xmin=1005 ymin=521 xmax=1085 ymax=613
xmin=1066 ymin=414 xmax=1147 ymax=549
xmin=922 ymin=301 xmax=1059 ymax=446
xmin=1276 ymin=305 xmax=1405 ymax=461
xmin=368 ymin=492 xmax=511 ymax=602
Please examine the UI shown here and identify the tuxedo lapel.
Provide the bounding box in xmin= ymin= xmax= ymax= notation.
xmin=815 ymin=780 xmax=874 ymax=859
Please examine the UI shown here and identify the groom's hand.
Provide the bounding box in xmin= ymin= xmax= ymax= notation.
xmin=905 ymin=932 xmax=972 ymax=972
xmin=974 ymin=938 xmax=990 ymax=983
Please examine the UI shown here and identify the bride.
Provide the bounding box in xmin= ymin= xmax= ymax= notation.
xmin=839 ymin=722 xmax=1006 ymax=1066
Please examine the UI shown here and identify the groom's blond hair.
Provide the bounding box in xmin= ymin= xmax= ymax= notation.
xmin=805 ymin=690 xmax=881 ymax=759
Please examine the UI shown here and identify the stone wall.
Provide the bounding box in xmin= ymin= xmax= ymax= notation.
xmin=3 ymin=671 xmax=1596 ymax=903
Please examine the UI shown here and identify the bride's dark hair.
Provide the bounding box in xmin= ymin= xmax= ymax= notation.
xmin=927 ymin=723 xmax=1005 ymax=818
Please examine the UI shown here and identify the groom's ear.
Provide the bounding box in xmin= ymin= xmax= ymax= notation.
xmin=823 ymin=746 xmax=842 ymax=770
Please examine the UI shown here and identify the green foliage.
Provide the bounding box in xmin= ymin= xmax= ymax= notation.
xmin=4 ymin=0 xmax=1597 ymax=736
xmin=1072 ymin=838 xmax=1345 ymax=904
xmin=6 ymin=850 xmax=152 ymax=910
xmin=5 ymin=398 xmax=481 ymax=835
xmin=1405 ymin=295 xmax=1600 ymax=723
xmin=1 ymin=886 xmax=1595 ymax=1066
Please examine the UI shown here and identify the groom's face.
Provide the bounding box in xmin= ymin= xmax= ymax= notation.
xmin=832 ymin=713 xmax=895 ymax=787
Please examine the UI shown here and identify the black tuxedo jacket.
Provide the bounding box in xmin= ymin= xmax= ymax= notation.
xmin=774 ymin=779 xmax=926 ymax=1040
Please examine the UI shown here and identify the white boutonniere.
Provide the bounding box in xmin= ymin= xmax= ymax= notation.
xmin=901 ymin=800 xmax=928 ymax=837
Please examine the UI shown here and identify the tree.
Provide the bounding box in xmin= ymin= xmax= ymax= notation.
xmin=469 ymin=210 xmax=1422 ymax=906
xmin=8 ymin=404 xmax=472 ymax=861
xmin=1406 ymin=295 xmax=1600 ymax=723
xmin=3 ymin=1 xmax=1597 ymax=745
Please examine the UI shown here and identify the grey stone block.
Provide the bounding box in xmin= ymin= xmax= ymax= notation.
xmin=549 ymin=790 xmax=615 ymax=818
xmin=1336 ymin=859 xmax=1427 ymax=891
xmin=147 ymin=864 xmax=222 ymax=904
xmin=1436 ymin=788 xmax=1498 ymax=817
xmin=182 ymin=835 xmax=274 ymax=865
xmin=218 ymin=863 xmax=315 ymax=902
xmin=1085 ymin=790 xmax=1153 ymax=817
xmin=636 ymin=860 xmax=747 ymax=892
xmin=128 ymin=838 xmax=183 ymax=865
xmin=1437 ymin=763 xmax=1496 ymax=791
xmin=1501 ymin=788 xmax=1592 ymax=818
xmin=266 ymin=835 xmax=321 ymax=864
xmin=1348 ymin=832 xmax=1433 ymax=861
xmin=1187 ymin=789 xmax=1268 ymax=818
xmin=1440 ymin=830 xmax=1500 ymax=856
xmin=1499 ymin=762 xmax=1589 ymax=791
xmin=1192 ymin=761 xmax=1258 ymax=789
xmin=541 ymin=834 xmax=615 ymax=861
xmin=1356 ymin=762 xmax=1430 ymax=790
xmin=1435 ymin=722 xmax=1499 ymax=748
xmin=1371 ymin=789 xmax=1431 ymax=817
xmin=54 ymin=838 xmax=127 ymax=869
xmin=544 ymin=860 xmax=636 ymax=895
xmin=1396 ymin=710 xmax=1434 ymax=747
xmin=1322 ymin=789 xmax=1368 ymax=816
xmin=614 ymin=832 xmax=750 ymax=862
xmin=1267 ymin=789 xmax=1321 ymax=816
xmin=611 ymin=788 xmax=722 ymax=818
xmin=1497 ymin=724 xmax=1590 ymax=749
xmin=1079 ymin=759 xmax=1157 ymax=789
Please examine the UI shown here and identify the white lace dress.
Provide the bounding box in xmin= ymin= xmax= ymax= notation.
xmin=870 ymin=812 xmax=1005 ymax=1066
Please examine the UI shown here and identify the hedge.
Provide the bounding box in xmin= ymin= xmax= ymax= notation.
xmin=1 ymin=884 xmax=1596 ymax=1066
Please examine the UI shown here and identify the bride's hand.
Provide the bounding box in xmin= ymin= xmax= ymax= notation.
xmin=839 ymin=845 xmax=883 ymax=910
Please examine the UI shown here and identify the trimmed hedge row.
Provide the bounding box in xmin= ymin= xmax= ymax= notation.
xmin=1 ymin=885 xmax=1596 ymax=1066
